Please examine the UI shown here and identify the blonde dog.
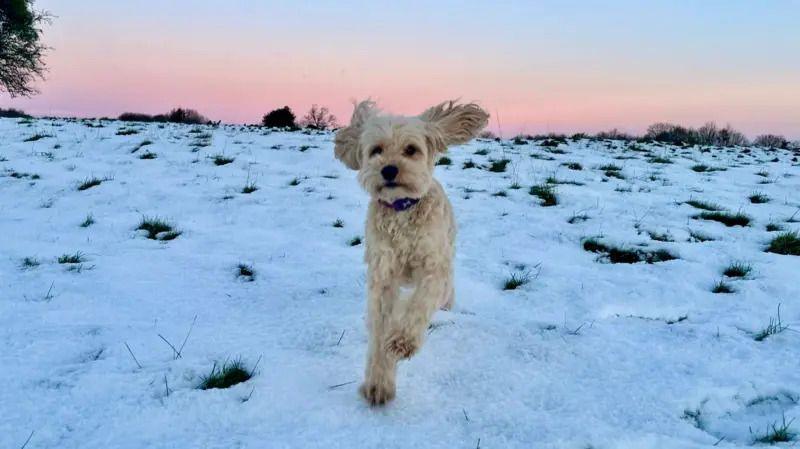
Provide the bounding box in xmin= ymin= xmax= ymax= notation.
xmin=334 ymin=100 xmax=489 ymax=405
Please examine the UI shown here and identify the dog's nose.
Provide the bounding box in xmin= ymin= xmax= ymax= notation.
xmin=381 ymin=165 xmax=399 ymax=181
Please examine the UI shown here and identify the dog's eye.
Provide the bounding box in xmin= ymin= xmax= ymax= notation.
xmin=370 ymin=146 xmax=383 ymax=157
xmin=404 ymin=145 xmax=418 ymax=157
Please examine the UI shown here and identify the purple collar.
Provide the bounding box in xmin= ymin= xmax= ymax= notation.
xmin=378 ymin=197 xmax=420 ymax=212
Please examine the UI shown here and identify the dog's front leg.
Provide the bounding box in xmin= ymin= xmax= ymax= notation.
xmin=360 ymin=273 xmax=399 ymax=406
xmin=385 ymin=272 xmax=444 ymax=360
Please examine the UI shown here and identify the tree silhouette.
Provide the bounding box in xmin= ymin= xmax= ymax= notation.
xmin=301 ymin=104 xmax=337 ymax=130
xmin=262 ymin=106 xmax=297 ymax=129
xmin=1 ymin=0 xmax=50 ymax=97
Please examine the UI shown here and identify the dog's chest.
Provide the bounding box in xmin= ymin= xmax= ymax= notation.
xmin=366 ymin=198 xmax=452 ymax=281
xmin=373 ymin=212 xmax=428 ymax=258
xmin=372 ymin=220 xmax=428 ymax=283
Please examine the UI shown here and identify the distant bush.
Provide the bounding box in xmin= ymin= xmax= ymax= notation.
xmin=0 ymin=107 xmax=31 ymax=118
xmin=511 ymin=135 xmax=529 ymax=145
xmin=300 ymin=104 xmax=337 ymax=130
xmin=118 ymin=107 xmax=210 ymax=125
xmin=696 ymin=122 xmax=719 ymax=145
xmin=164 ymin=108 xmax=209 ymax=124
xmin=594 ymin=128 xmax=635 ymax=141
xmin=715 ymin=124 xmax=748 ymax=147
xmin=645 ymin=122 xmax=699 ymax=145
xmin=705 ymin=122 xmax=748 ymax=146
xmin=118 ymin=112 xmax=156 ymax=122
xmin=753 ymin=134 xmax=789 ymax=149
xmin=532 ymin=133 xmax=567 ymax=142
xmin=644 ymin=121 xmax=747 ymax=147
xmin=261 ymin=106 xmax=297 ymax=129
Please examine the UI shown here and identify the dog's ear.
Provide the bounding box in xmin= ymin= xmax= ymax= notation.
xmin=420 ymin=101 xmax=489 ymax=152
xmin=334 ymin=100 xmax=376 ymax=170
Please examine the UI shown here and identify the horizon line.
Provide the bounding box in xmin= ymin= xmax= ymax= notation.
xmin=5 ymin=108 xmax=799 ymax=143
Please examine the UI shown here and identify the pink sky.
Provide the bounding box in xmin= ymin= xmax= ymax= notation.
xmin=3 ymin=1 xmax=799 ymax=139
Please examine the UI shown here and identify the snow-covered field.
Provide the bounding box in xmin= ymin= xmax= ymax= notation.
xmin=2 ymin=117 xmax=799 ymax=449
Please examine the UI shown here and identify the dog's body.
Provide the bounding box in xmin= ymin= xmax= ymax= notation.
xmin=334 ymin=100 xmax=488 ymax=405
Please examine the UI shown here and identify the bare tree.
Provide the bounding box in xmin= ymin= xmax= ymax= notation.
xmin=0 ymin=0 xmax=50 ymax=97
xmin=301 ymin=104 xmax=337 ymax=130
xmin=717 ymin=124 xmax=748 ymax=147
xmin=645 ymin=123 xmax=677 ymax=138
xmin=595 ymin=128 xmax=635 ymax=141
xmin=645 ymin=122 xmax=698 ymax=145
xmin=753 ymin=134 xmax=789 ymax=149
xmin=696 ymin=122 xmax=719 ymax=145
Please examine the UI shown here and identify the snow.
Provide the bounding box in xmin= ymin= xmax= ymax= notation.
xmin=1 ymin=117 xmax=799 ymax=449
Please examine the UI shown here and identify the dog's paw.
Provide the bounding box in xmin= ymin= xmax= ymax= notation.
xmin=359 ymin=379 xmax=395 ymax=406
xmin=385 ymin=329 xmax=421 ymax=359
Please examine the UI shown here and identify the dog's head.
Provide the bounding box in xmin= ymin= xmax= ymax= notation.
xmin=334 ymin=100 xmax=489 ymax=202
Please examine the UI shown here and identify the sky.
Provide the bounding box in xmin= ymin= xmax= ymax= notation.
xmin=3 ymin=0 xmax=799 ymax=138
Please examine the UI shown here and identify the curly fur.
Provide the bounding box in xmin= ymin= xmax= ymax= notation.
xmin=334 ymin=100 xmax=489 ymax=405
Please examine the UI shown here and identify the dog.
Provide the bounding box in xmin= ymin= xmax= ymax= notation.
xmin=334 ymin=100 xmax=489 ymax=405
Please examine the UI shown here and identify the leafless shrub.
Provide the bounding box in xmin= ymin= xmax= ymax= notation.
xmin=753 ymin=134 xmax=790 ymax=149
xmin=300 ymin=104 xmax=337 ymax=130
xmin=118 ymin=108 xmax=210 ymax=125
xmin=0 ymin=107 xmax=31 ymax=118
xmin=594 ymin=128 xmax=635 ymax=141
xmin=644 ymin=121 xmax=748 ymax=147
xmin=696 ymin=122 xmax=719 ymax=145
xmin=645 ymin=122 xmax=699 ymax=145
xmin=717 ymin=124 xmax=748 ymax=146
xmin=164 ymin=108 xmax=209 ymax=125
